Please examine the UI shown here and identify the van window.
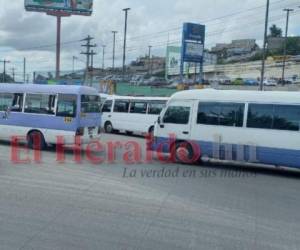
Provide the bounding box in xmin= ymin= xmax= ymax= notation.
xmin=81 ymin=95 xmax=101 ymax=113
xmin=130 ymin=102 xmax=147 ymax=114
xmin=56 ymin=94 xmax=77 ymax=118
xmin=25 ymin=94 xmax=56 ymax=115
xmin=0 ymin=93 xmax=13 ymax=111
xmin=101 ymin=100 xmax=113 ymax=113
xmin=114 ymin=100 xmax=129 ymax=113
xmin=273 ymin=105 xmax=300 ymax=131
xmin=148 ymin=101 xmax=166 ymax=115
xmin=247 ymin=104 xmax=300 ymax=131
xmin=197 ymin=102 xmax=244 ymax=127
xmin=11 ymin=94 xmax=24 ymax=112
xmin=163 ymin=106 xmax=190 ymax=124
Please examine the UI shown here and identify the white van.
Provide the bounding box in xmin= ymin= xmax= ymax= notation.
xmin=101 ymin=96 xmax=169 ymax=135
xmin=152 ymin=89 xmax=300 ymax=169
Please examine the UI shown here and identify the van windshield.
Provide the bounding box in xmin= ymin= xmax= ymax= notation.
xmin=56 ymin=94 xmax=77 ymax=118
xmin=81 ymin=95 xmax=101 ymax=113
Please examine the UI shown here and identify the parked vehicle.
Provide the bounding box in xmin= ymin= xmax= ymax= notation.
xmin=232 ymin=78 xmax=243 ymax=85
xmin=151 ymin=89 xmax=300 ymax=169
xmin=0 ymin=84 xmax=102 ymax=149
xmin=264 ymin=79 xmax=277 ymax=86
xmin=244 ymin=78 xmax=259 ymax=86
xmin=101 ymin=95 xmax=169 ymax=135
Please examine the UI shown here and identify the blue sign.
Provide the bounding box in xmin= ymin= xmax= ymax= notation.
xmin=180 ymin=23 xmax=206 ymax=81
xmin=183 ymin=23 xmax=205 ymax=42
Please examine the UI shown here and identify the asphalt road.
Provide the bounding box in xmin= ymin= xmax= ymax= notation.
xmin=0 ymin=133 xmax=300 ymax=250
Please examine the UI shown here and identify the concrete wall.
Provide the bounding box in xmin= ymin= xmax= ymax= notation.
xmin=204 ymin=60 xmax=300 ymax=80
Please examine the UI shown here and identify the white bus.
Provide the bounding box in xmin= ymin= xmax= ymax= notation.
xmin=151 ymin=89 xmax=300 ymax=169
xmin=101 ymin=96 xmax=169 ymax=135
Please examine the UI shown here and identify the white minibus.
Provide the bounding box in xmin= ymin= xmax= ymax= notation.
xmin=151 ymin=89 xmax=300 ymax=169
xmin=101 ymin=96 xmax=169 ymax=135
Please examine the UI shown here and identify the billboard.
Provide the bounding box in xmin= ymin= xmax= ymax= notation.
xmin=25 ymin=0 xmax=93 ymax=16
xmin=181 ymin=23 xmax=205 ymax=63
xmin=180 ymin=23 xmax=205 ymax=80
xmin=166 ymin=46 xmax=217 ymax=77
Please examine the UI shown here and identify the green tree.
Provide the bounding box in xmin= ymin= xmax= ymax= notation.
xmin=269 ymin=24 xmax=282 ymax=38
xmin=286 ymin=37 xmax=300 ymax=55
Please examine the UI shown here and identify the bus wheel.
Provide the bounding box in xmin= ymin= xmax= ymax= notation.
xmin=148 ymin=126 xmax=154 ymax=137
xmin=126 ymin=131 xmax=133 ymax=136
xmin=173 ymin=142 xmax=200 ymax=164
xmin=27 ymin=131 xmax=47 ymax=150
xmin=104 ymin=122 xmax=113 ymax=133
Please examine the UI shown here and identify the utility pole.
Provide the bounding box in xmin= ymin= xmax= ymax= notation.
xmin=90 ymin=50 xmax=96 ymax=69
xmin=23 ymin=58 xmax=26 ymax=83
xmin=260 ymin=0 xmax=270 ymax=91
xmin=102 ymin=45 xmax=106 ymax=71
xmin=112 ymin=31 xmax=117 ymax=70
xmin=0 ymin=60 xmax=10 ymax=83
xmin=81 ymin=35 xmax=97 ymax=86
xmin=122 ymin=8 xmax=130 ymax=80
xmin=11 ymin=67 xmax=16 ymax=82
xmin=148 ymin=45 xmax=152 ymax=76
xmin=72 ymin=56 xmax=78 ymax=73
xmin=47 ymin=12 xmax=71 ymax=80
xmin=282 ymin=8 xmax=294 ymax=84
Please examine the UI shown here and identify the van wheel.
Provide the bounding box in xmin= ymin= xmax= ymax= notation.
xmin=172 ymin=141 xmax=200 ymax=164
xmin=104 ymin=122 xmax=113 ymax=133
xmin=148 ymin=126 xmax=154 ymax=137
xmin=27 ymin=131 xmax=47 ymax=150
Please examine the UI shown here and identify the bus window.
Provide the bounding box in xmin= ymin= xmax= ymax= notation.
xmin=81 ymin=95 xmax=101 ymax=113
xmin=247 ymin=104 xmax=274 ymax=129
xmin=273 ymin=105 xmax=300 ymax=131
xmin=248 ymin=104 xmax=300 ymax=131
xmin=24 ymin=94 xmax=56 ymax=115
xmin=130 ymin=102 xmax=147 ymax=114
xmin=197 ymin=103 xmax=219 ymax=125
xmin=148 ymin=102 xmax=165 ymax=115
xmin=163 ymin=106 xmax=190 ymax=124
xmin=101 ymin=100 xmax=113 ymax=113
xmin=11 ymin=94 xmax=24 ymax=112
xmin=0 ymin=93 xmax=13 ymax=111
xmin=114 ymin=100 xmax=129 ymax=113
xmin=197 ymin=102 xmax=244 ymax=127
xmin=56 ymin=94 xmax=77 ymax=118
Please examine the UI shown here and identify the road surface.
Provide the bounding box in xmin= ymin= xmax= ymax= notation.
xmin=0 ymin=133 xmax=299 ymax=250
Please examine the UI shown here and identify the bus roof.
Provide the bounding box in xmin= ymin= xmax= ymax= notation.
xmin=171 ymin=89 xmax=300 ymax=104
xmin=107 ymin=95 xmax=169 ymax=101
xmin=0 ymin=83 xmax=97 ymax=95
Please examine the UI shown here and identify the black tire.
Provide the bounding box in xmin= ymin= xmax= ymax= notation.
xmin=126 ymin=131 xmax=133 ymax=136
xmin=148 ymin=126 xmax=154 ymax=136
xmin=27 ymin=131 xmax=47 ymax=150
xmin=104 ymin=122 xmax=114 ymax=133
xmin=172 ymin=141 xmax=200 ymax=164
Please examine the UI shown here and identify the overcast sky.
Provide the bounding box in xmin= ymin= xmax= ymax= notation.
xmin=0 ymin=0 xmax=299 ymax=81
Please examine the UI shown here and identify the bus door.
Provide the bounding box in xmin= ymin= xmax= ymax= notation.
xmin=157 ymin=101 xmax=193 ymax=141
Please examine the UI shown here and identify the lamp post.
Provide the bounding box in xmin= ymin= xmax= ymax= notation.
xmin=260 ymin=0 xmax=270 ymax=91
xmin=122 ymin=8 xmax=130 ymax=80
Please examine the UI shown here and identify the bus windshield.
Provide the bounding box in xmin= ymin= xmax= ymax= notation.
xmin=81 ymin=95 xmax=101 ymax=113
xmin=56 ymin=94 xmax=77 ymax=118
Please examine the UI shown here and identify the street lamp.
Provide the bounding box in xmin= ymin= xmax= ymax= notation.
xmin=260 ymin=0 xmax=270 ymax=91
xmin=112 ymin=31 xmax=118 ymax=70
xmin=122 ymin=8 xmax=130 ymax=80
xmin=281 ymin=8 xmax=294 ymax=84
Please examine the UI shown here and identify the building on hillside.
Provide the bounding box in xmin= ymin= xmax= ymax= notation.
xmin=211 ymin=39 xmax=259 ymax=62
